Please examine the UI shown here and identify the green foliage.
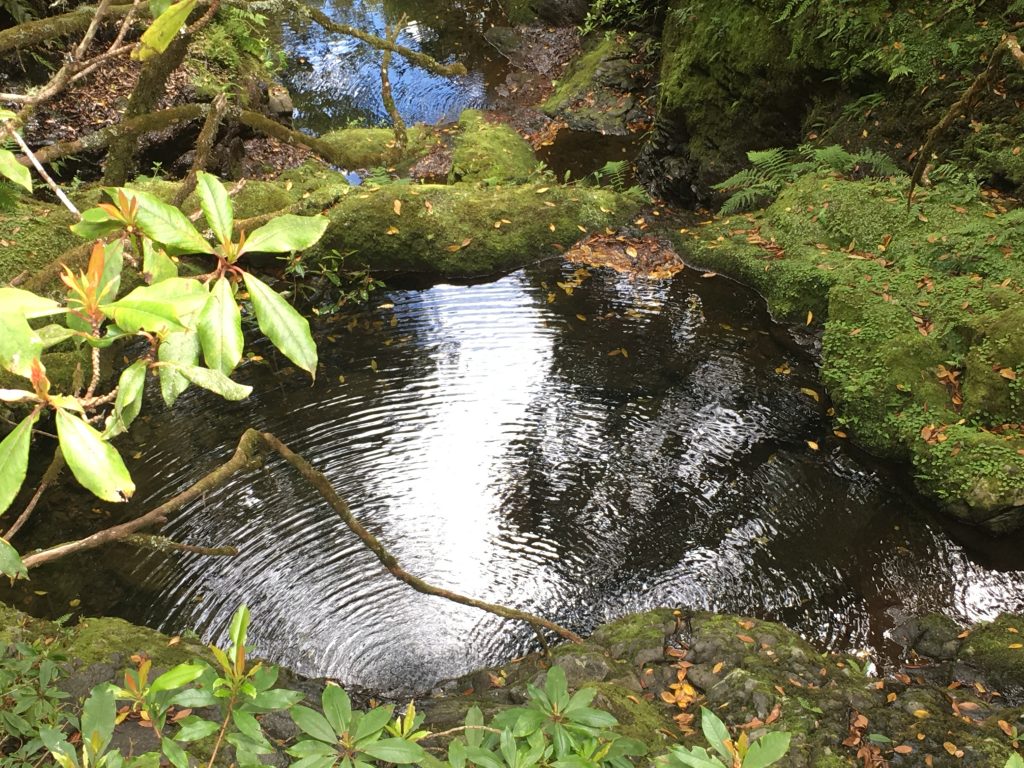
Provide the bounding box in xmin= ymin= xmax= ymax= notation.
xmin=714 ymin=144 xmax=902 ymax=215
xmin=588 ymin=161 xmax=631 ymax=193
xmin=282 ymin=249 xmax=386 ymax=314
xmin=0 ymin=171 xmax=328 ymax=577
xmin=580 ymin=0 xmax=659 ymax=35
xmin=0 ymin=628 xmax=71 ymax=768
xmin=659 ymin=707 xmax=790 ymax=768
xmin=189 ymin=2 xmax=286 ymax=97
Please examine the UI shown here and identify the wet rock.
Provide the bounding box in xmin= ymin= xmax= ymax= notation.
xmin=890 ymin=613 xmax=963 ymax=661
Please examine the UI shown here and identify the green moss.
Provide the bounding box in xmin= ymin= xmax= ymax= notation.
xmin=450 ymin=110 xmax=537 ymax=185
xmin=0 ymin=198 xmax=79 ymax=287
xmin=543 ymin=36 xmax=619 ymax=115
xmin=65 ymin=615 xmax=211 ymax=668
xmin=312 ymin=181 xmax=645 ymax=277
xmin=318 ymin=125 xmax=436 ymax=171
xmin=683 ymin=172 xmax=1024 ymax=527
xmin=591 ymin=682 xmax=672 ymax=750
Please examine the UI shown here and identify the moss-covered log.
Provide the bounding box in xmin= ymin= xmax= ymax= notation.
xmin=0 ymin=1 xmax=140 ymax=55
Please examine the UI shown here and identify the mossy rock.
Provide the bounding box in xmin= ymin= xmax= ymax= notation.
xmin=450 ymin=110 xmax=537 ymax=185
xmin=0 ymin=198 xmax=79 ymax=288
xmin=317 ymin=125 xmax=436 ymax=171
xmin=682 ymin=172 xmax=1024 ymax=528
xmin=542 ymin=35 xmax=647 ymax=136
xmin=958 ymin=613 xmax=1024 ymax=701
xmin=311 ymin=181 xmax=645 ymax=277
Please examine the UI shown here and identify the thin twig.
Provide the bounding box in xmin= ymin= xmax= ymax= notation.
xmin=7 ymin=129 xmax=80 ymax=217
xmin=4 ymin=448 xmax=64 ymax=540
xmin=423 ymin=726 xmax=504 ymax=741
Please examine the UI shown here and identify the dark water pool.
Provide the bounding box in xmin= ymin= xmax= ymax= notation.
xmin=9 ymin=261 xmax=1024 ymax=693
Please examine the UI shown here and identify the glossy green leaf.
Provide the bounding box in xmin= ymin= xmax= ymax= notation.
xmin=102 ymin=278 xmax=209 ymax=334
xmin=38 ymin=325 xmax=79 ymax=349
xmin=249 ymin=687 xmax=304 ymax=711
xmin=323 ymin=684 xmax=351 ymax=735
xmin=465 ymin=706 xmax=485 ymax=748
xmin=196 ymin=171 xmax=234 ymax=246
xmin=353 ymin=705 xmax=392 ymax=744
xmin=172 ymin=715 xmax=220 ymax=742
xmin=232 ymin=709 xmax=265 ymax=742
xmin=81 ymin=685 xmax=116 ymax=760
xmin=39 ymin=727 xmax=79 ymax=768
xmin=150 ymin=662 xmax=206 ymax=694
xmin=0 ymin=388 xmax=38 ymax=403
xmin=0 ymin=412 xmax=38 ymax=516
xmin=229 ymin=603 xmax=250 ymax=654
xmin=98 ymin=240 xmax=124 ymax=304
xmin=149 ymin=0 xmax=171 ymax=15
xmin=0 ymin=537 xmax=26 ymax=580
xmin=169 ymin=363 xmax=252 ymax=401
xmin=158 ymin=329 xmax=200 ymax=406
xmin=0 ymin=148 xmax=31 ymax=191
xmin=243 ymin=272 xmax=317 ymax=378
xmin=70 ymin=206 xmax=123 ymax=240
xmin=239 ymin=214 xmax=328 ymax=256
xmin=291 ymin=706 xmax=337 ymax=743
xmin=133 ymin=0 xmax=197 ymax=61
xmin=699 ymin=708 xmax=732 ymax=762
xmin=161 ymin=737 xmax=189 ymax=768
xmin=0 ymin=311 xmax=42 ymax=379
xmin=142 ymin=240 xmax=179 ymax=283
xmin=743 ymin=732 xmax=791 ymax=768
xmin=0 ymin=287 xmax=63 ymax=319
xmin=361 ymin=739 xmax=426 ymax=764
xmin=198 ymin=277 xmax=244 ymax=376
xmin=127 ymin=188 xmax=213 ymax=254
xmin=56 ymin=409 xmax=135 ymax=503
xmin=104 ymin=361 xmax=147 ymax=438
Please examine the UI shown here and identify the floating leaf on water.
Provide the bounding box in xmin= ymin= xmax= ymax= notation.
xmin=806 ymin=440 xmax=819 ymax=451
xmin=369 ymin=359 xmax=378 ymax=372
xmin=576 ymin=314 xmax=586 ymax=321
xmin=800 ymin=387 xmax=820 ymax=402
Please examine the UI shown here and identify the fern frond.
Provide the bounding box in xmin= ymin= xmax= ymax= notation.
xmin=719 ymin=182 xmax=778 ymax=216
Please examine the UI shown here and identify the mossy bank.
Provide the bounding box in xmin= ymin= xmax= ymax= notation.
xmin=6 ymin=602 xmax=1024 ymax=767
xmin=680 ymin=171 xmax=1024 ymax=530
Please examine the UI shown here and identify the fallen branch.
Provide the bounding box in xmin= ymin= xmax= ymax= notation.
xmin=122 ymin=533 xmax=238 ymax=556
xmin=908 ymin=33 xmax=1024 ymax=208
xmin=0 ymin=1 xmax=140 ymax=56
xmin=172 ymin=92 xmax=228 ymax=207
xmin=236 ymin=109 xmax=353 ymax=166
xmin=292 ymin=2 xmax=467 ymax=78
xmin=22 ymin=429 xmax=583 ymax=645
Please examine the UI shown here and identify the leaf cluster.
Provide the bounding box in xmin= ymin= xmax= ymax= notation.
xmin=0 ymin=172 xmax=329 ymax=578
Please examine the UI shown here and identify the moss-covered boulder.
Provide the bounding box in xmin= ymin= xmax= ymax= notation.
xmin=450 ymin=110 xmax=537 ymax=184
xmin=317 ymin=125 xmax=437 ymax=171
xmin=542 ymin=35 xmax=650 ymax=136
xmin=681 ymin=172 xmax=1024 ymax=529
xmin=646 ymin=0 xmax=1020 ymax=202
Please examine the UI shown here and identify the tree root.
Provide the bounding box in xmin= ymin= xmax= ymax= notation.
xmin=908 ymin=33 xmax=1024 ymax=208
xmin=23 ymin=429 xmax=583 ymax=645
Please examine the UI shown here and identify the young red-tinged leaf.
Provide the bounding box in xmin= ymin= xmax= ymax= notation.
xmin=56 ymin=409 xmax=135 ymax=503
xmin=0 ymin=411 xmax=38 ymax=516
xmin=243 ymin=272 xmax=317 ymax=378
xmin=195 ymin=172 xmax=234 ymax=247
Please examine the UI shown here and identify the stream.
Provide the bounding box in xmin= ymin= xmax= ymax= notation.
xmin=11 ymin=262 xmax=1024 ymax=693
xmin=6 ymin=0 xmax=1024 ymax=696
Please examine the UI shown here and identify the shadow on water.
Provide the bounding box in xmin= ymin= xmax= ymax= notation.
xmin=8 ymin=262 xmax=1024 ymax=694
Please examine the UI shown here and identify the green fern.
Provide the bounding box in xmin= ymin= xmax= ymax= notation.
xmin=716 ymin=143 xmax=904 ymax=214
xmin=591 ymin=160 xmax=631 ymax=191
xmin=1 ymin=0 xmax=36 ymax=22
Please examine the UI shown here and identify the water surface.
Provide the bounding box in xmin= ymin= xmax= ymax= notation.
xmin=12 ymin=262 xmax=1024 ymax=693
